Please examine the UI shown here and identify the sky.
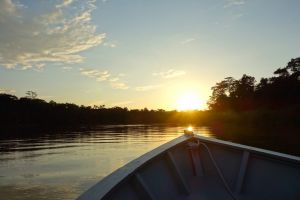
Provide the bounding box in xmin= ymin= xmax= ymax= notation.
xmin=0 ymin=0 xmax=300 ymax=110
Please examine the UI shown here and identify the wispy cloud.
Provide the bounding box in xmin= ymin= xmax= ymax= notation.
xmin=110 ymin=82 xmax=129 ymax=90
xmin=80 ymin=68 xmax=129 ymax=90
xmin=0 ymin=0 xmax=17 ymax=16
xmin=0 ymin=0 xmax=105 ymax=69
xmin=56 ymin=0 xmax=73 ymax=8
xmin=232 ymin=13 xmax=244 ymax=20
xmin=103 ymin=42 xmax=117 ymax=48
xmin=224 ymin=0 xmax=246 ymax=8
xmin=153 ymin=69 xmax=186 ymax=79
xmin=62 ymin=66 xmax=73 ymax=70
xmin=181 ymin=38 xmax=196 ymax=45
xmin=0 ymin=88 xmax=16 ymax=94
xmin=109 ymin=77 xmax=119 ymax=82
xmin=135 ymin=84 xmax=161 ymax=92
xmin=80 ymin=68 xmax=110 ymax=81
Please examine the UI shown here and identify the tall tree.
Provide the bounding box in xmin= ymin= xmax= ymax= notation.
xmin=208 ymin=77 xmax=236 ymax=111
xmin=25 ymin=91 xmax=37 ymax=99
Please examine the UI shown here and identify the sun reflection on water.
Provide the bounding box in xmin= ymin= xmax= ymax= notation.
xmin=0 ymin=125 xmax=213 ymax=200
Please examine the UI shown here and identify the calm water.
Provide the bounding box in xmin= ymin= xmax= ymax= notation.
xmin=1 ymin=124 xmax=299 ymax=200
xmin=0 ymin=125 xmax=213 ymax=200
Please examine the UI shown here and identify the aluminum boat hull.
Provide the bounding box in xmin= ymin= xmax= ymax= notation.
xmin=78 ymin=134 xmax=300 ymax=200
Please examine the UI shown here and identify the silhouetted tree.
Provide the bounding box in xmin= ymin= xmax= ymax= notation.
xmin=208 ymin=75 xmax=256 ymax=111
xmin=25 ymin=91 xmax=37 ymax=99
xmin=208 ymin=77 xmax=235 ymax=111
xmin=209 ymin=57 xmax=300 ymax=111
xmin=0 ymin=57 xmax=299 ymax=132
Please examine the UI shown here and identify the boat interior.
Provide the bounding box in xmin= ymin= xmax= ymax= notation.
xmin=78 ymin=135 xmax=300 ymax=200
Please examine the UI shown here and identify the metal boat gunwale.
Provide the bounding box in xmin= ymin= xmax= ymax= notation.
xmin=194 ymin=135 xmax=300 ymax=164
xmin=77 ymin=134 xmax=300 ymax=200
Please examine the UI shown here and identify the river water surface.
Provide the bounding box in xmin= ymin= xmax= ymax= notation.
xmin=0 ymin=125 xmax=213 ymax=200
xmin=1 ymin=124 xmax=299 ymax=200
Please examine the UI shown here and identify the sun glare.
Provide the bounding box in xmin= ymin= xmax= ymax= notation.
xmin=176 ymin=91 xmax=203 ymax=111
xmin=187 ymin=126 xmax=193 ymax=132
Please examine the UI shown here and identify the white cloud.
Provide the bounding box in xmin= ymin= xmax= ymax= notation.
xmin=109 ymin=77 xmax=119 ymax=82
xmin=118 ymin=73 xmax=126 ymax=77
xmin=110 ymin=82 xmax=129 ymax=90
xmin=0 ymin=0 xmax=16 ymax=17
xmin=224 ymin=0 xmax=246 ymax=8
xmin=0 ymin=88 xmax=16 ymax=94
xmin=181 ymin=38 xmax=196 ymax=45
xmin=103 ymin=42 xmax=117 ymax=48
xmin=56 ymin=0 xmax=73 ymax=8
xmin=36 ymin=63 xmax=45 ymax=69
xmin=232 ymin=13 xmax=244 ymax=20
xmin=96 ymin=72 xmax=110 ymax=82
xmin=80 ymin=68 xmax=110 ymax=81
xmin=80 ymin=67 xmax=129 ymax=90
xmin=0 ymin=0 xmax=105 ymax=69
xmin=153 ymin=69 xmax=186 ymax=79
xmin=135 ymin=84 xmax=161 ymax=92
xmin=62 ymin=66 xmax=73 ymax=70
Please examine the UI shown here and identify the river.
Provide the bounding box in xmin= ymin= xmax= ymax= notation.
xmin=0 ymin=125 xmax=213 ymax=200
xmin=0 ymin=124 xmax=299 ymax=200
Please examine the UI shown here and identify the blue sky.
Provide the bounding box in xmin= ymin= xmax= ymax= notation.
xmin=0 ymin=0 xmax=299 ymax=110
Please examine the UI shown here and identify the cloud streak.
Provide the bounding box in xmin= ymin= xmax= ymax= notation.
xmin=80 ymin=68 xmax=129 ymax=90
xmin=80 ymin=68 xmax=111 ymax=81
xmin=181 ymin=38 xmax=196 ymax=45
xmin=0 ymin=0 xmax=105 ymax=69
xmin=153 ymin=69 xmax=186 ymax=79
xmin=56 ymin=0 xmax=74 ymax=8
xmin=110 ymin=82 xmax=129 ymax=90
xmin=224 ymin=0 xmax=246 ymax=8
xmin=0 ymin=88 xmax=16 ymax=94
xmin=135 ymin=84 xmax=161 ymax=92
xmin=103 ymin=42 xmax=117 ymax=48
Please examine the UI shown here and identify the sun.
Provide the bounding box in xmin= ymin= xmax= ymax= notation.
xmin=176 ymin=91 xmax=204 ymax=111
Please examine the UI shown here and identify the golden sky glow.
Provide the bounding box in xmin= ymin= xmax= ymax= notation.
xmin=176 ymin=90 xmax=205 ymax=111
xmin=0 ymin=1 xmax=299 ymax=110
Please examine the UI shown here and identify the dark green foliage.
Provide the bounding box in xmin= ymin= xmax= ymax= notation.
xmin=208 ymin=57 xmax=300 ymax=111
xmin=0 ymin=93 xmax=209 ymax=131
xmin=205 ymin=57 xmax=300 ymax=138
xmin=0 ymin=57 xmax=299 ymax=133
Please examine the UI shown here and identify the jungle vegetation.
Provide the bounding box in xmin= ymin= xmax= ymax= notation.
xmin=0 ymin=57 xmax=299 ymax=132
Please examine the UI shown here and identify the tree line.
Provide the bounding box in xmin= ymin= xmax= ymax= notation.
xmin=0 ymin=57 xmax=299 ymax=132
xmin=208 ymin=57 xmax=300 ymax=111
xmin=0 ymin=93 xmax=207 ymax=130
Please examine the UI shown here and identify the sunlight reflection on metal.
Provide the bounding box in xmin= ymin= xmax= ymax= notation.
xmin=198 ymin=132 xmax=212 ymax=138
xmin=187 ymin=126 xmax=193 ymax=132
xmin=184 ymin=126 xmax=194 ymax=136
